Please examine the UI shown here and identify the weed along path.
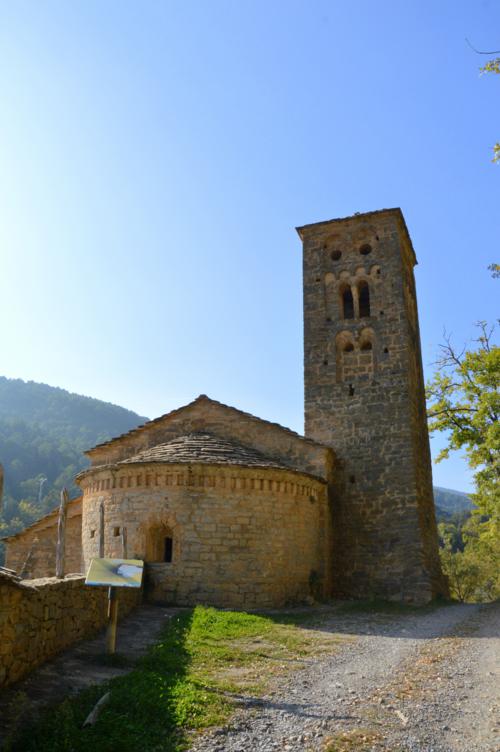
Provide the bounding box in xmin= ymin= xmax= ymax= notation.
xmin=1 ymin=601 xmax=498 ymax=751
xmin=189 ymin=602 xmax=499 ymax=752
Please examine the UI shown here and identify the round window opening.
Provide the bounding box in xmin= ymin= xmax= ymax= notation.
xmin=331 ymin=250 xmax=342 ymax=261
xmin=359 ymin=244 xmax=372 ymax=256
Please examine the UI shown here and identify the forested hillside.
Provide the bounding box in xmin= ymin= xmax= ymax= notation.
xmin=0 ymin=377 xmax=147 ymax=547
xmin=434 ymin=486 xmax=473 ymax=517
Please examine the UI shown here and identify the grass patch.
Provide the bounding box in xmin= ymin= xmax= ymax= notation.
xmin=8 ymin=606 xmax=343 ymax=752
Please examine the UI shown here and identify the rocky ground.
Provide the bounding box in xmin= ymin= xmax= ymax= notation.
xmin=190 ymin=602 xmax=500 ymax=752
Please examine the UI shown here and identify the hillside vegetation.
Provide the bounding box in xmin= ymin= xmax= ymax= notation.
xmin=0 ymin=377 xmax=146 ymax=546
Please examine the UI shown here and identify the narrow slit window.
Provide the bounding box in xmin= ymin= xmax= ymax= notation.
xmin=359 ymin=282 xmax=371 ymax=318
xmin=341 ymin=287 xmax=354 ymax=319
xmin=164 ymin=537 xmax=173 ymax=563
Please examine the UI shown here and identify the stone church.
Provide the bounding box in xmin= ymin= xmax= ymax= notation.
xmin=3 ymin=208 xmax=448 ymax=606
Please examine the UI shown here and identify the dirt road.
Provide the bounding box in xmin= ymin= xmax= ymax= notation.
xmin=191 ymin=602 xmax=500 ymax=752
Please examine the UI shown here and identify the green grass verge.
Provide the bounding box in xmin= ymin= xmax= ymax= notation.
xmin=7 ymin=606 xmax=341 ymax=752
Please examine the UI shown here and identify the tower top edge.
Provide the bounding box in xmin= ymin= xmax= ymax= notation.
xmin=295 ymin=207 xmax=417 ymax=266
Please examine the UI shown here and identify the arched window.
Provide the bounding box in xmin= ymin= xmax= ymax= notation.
xmin=358 ymin=281 xmax=371 ymax=318
xmin=360 ymin=340 xmax=372 ymax=351
xmin=145 ymin=524 xmax=175 ymax=563
xmin=341 ymin=286 xmax=354 ymax=319
xmin=344 ymin=341 xmax=354 ymax=352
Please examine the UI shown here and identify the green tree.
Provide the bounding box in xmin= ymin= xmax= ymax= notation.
xmin=427 ymin=321 xmax=500 ymax=600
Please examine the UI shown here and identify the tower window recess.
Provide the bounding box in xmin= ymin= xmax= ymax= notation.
xmin=331 ymin=250 xmax=342 ymax=261
xmin=359 ymin=244 xmax=372 ymax=255
xmin=341 ymin=286 xmax=355 ymax=319
xmin=113 ymin=526 xmax=120 ymax=537
xmin=164 ymin=537 xmax=173 ymax=563
xmin=90 ymin=529 xmax=95 ymax=538
xmin=360 ymin=340 xmax=372 ymax=351
xmin=358 ymin=281 xmax=371 ymax=318
xmin=344 ymin=341 xmax=354 ymax=352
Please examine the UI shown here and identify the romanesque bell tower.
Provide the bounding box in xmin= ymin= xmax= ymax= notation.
xmin=296 ymin=208 xmax=447 ymax=602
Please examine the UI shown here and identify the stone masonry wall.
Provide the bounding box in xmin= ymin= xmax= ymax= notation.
xmin=79 ymin=463 xmax=332 ymax=609
xmin=298 ymin=208 xmax=447 ymax=603
xmin=4 ymin=504 xmax=83 ymax=579
xmin=0 ymin=573 xmax=140 ymax=688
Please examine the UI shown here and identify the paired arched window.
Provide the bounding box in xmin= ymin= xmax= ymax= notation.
xmin=340 ymin=281 xmax=370 ymax=319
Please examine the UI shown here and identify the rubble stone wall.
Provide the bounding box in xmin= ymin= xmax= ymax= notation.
xmin=0 ymin=574 xmax=140 ymax=688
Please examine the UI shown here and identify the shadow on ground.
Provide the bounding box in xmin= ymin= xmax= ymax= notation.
xmin=258 ymin=599 xmax=500 ymax=640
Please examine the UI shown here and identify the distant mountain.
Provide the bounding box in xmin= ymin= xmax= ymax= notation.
xmin=0 ymin=377 xmax=147 ymax=543
xmin=0 ymin=377 xmax=147 ymax=449
xmin=434 ymin=486 xmax=473 ymax=520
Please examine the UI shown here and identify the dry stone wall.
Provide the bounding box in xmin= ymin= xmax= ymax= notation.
xmin=0 ymin=572 xmax=139 ymax=688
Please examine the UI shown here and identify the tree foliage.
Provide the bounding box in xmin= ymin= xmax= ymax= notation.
xmin=427 ymin=319 xmax=500 ymax=601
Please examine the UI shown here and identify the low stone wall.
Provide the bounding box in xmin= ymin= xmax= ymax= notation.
xmin=0 ymin=572 xmax=140 ymax=688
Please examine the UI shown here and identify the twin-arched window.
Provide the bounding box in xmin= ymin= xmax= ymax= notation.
xmin=340 ymin=281 xmax=371 ymax=319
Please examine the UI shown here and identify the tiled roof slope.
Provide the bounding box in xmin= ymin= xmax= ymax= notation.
xmin=118 ymin=433 xmax=296 ymax=472
xmin=86 ymin=395 xmax=327 ymax=455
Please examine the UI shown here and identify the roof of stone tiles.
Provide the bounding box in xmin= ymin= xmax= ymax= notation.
xmin=118 ymin=432 xmax=296 ymax=472
xmin=86 ymin=394 xmax=327 ymax=455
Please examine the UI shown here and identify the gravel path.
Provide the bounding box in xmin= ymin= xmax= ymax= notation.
xmin=190 ymin=602 xmax=500 ymax=752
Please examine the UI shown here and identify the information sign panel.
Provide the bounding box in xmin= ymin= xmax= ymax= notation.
xmin=85 ymin=558 xmax=143 ymax=588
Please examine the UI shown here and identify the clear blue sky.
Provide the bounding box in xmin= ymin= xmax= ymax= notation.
xmin=0 ymin=1 xmax=498 ymax=492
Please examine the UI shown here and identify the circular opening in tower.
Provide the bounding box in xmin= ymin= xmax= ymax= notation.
xmin=331 ymin=250 xmax=342 ymax=261
xmin=359 ymin=244 xmax=372 ymax=256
